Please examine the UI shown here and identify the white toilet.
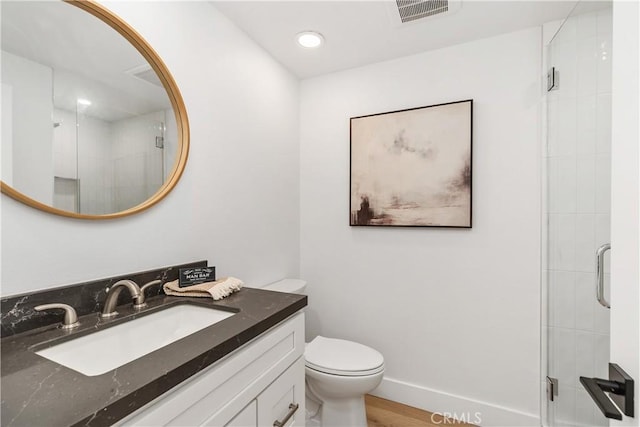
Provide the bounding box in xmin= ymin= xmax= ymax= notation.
xmin=262 ymin=279 xmax=384 ymax=427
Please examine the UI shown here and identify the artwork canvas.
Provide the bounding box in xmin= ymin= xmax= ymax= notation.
xmin=350 ymin=100 xmax=472 ymax=227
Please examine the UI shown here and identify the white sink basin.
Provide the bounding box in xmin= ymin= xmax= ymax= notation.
xmin=35 ymin=304 xmax=235 ymax=376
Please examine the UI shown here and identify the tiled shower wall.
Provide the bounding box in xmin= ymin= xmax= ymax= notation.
xmin=111 ymin=110 xmax=169 ymax=212
xmin=545 ymin=7 xmax=612 ymax=427
xmin=52 ymin=108 xmax=172 ymax=215
xmin=53 ymin=108 xmax=113 ymax=214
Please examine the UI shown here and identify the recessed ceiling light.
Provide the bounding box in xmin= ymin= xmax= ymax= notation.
xmin=77 ymin=98 xmax=92 ymax=106
xmin=296 ymin=31 xmax=324 ymax=49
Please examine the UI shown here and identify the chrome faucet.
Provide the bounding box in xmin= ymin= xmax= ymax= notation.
xmin=34 ymin=303 xmax=80 ymax=329
xmin=100 ymin=279 xmax=142 ymax=318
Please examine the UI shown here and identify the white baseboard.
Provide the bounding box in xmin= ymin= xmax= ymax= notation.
xmin=371 ymin=377 xmax=540 ymax=427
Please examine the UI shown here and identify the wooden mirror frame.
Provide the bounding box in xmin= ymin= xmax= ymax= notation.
xmin=0 ymin=0 xmax=189 ymax=219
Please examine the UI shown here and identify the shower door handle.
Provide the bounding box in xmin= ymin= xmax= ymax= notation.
xmin=580 ymin=363 xmax=634 ymax=420
xmin=596 ymin=243 xmax=611 ymax=308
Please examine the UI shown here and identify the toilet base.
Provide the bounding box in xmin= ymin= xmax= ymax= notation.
xmin=306 ymin=372 xmax=378 ymax=427
xmin=318 ymin=395 xmax=368 ymax=427
xmin=305 ymin=391 xmax=322 ymax=426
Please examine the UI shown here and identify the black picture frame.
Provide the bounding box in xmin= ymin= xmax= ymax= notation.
xmin=350 ymin=99 xmax=473 ymax=228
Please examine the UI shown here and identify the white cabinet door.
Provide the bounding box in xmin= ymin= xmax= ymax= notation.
xmin=257 ymin=357 xmax=305 ymax=427
xmin=226 ymin=400 xmax=257 ymax=427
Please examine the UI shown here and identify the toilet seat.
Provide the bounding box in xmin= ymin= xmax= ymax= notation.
xmin=306 ymin=362 xmax=384 ymax=377
xmin=305 ymin=336 xmax=384 ymax=377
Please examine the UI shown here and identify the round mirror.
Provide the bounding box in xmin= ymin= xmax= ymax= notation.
xmin=0 ymin=0 xmax=189 ymax=219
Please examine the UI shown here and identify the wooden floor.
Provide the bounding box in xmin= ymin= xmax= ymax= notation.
xmin=365 ymin=395 xmax=476 ymax=427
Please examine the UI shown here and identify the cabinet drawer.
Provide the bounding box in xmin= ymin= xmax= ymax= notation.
xmin=257 ymin=357 xmax=305 ymax=427
xmin=226 ymin=400 xmax=257 ymax=427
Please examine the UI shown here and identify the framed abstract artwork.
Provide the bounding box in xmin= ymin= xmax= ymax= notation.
xmin=350 ymin=99 xmax=472 ymax=227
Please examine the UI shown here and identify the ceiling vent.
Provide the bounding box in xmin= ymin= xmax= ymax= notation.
xmin=389 ymin=0 xmax=461 ymax=25
xmin=125 ymin=64 xmax=164 ymax=88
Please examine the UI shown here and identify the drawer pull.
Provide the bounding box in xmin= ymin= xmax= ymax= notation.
xmin=273 ymin=403 xmax=299 ymax=427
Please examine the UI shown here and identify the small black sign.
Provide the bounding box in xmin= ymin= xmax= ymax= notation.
xmin=179 ymin=267 xmax=216 ymax=288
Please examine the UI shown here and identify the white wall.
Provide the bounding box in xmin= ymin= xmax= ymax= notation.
xmin=1 ymin=83 xmax=13 ymax=186
xmin=610 ymin=1 xmax=639 ymax=425
xmin=1 ymin=1 xmax=300 ymax=294
xmin=1 ymin=50 xmax=54 ymax=205
xmin=300 ymin=28 xmax=542 ymax=426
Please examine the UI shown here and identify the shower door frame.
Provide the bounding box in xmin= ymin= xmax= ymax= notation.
xmin=542 ymin=2 xmax=640 ymax=426
xmin=542 ymin=2 xmax=614 ymax=426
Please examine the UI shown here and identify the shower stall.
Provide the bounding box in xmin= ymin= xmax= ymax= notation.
xmin=543 ymin=1 xmax=613 ymax=426
xmin=52 ymin=104 xmax=168 ymax=215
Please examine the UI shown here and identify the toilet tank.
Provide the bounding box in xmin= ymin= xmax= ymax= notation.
xmin=262 ymin=279 xmax=307 ymax=294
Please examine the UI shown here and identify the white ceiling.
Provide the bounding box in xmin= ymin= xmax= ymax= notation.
xmin=212 ymin=0 xmax=606 ymax=79
xmin=1 ymin=1 xmax=171 ymax=122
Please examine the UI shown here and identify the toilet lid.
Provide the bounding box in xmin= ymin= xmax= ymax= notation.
xmin=305 ymin=336 xmax=384 ymax=376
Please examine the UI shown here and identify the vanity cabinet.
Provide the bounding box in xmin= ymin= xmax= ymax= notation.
xmin=227 ymin=357 xmax=305 ymax=427
xmin=118 ymin=312 xmax=305 ymax=427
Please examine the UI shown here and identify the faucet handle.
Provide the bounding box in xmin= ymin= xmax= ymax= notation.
xmin=135 ymin=280 xmax=163 ymax=308
xmin=34 ymin=303 xmax=80 ymax=329
xmin=140 ymin=279 xmax=163 ymax=294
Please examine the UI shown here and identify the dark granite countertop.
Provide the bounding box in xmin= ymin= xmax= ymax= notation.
xmin=1 ymin=287 xmax=307 ymax=427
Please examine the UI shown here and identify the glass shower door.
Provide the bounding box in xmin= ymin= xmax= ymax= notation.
xmin=544 ymin=2 xmax=613 ymax=426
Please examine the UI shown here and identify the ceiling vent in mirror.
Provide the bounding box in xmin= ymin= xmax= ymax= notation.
xmin=126 ymin=64 xmax=164 ymax=88
xmin=390 ymin=0 xmax=461 ymax=24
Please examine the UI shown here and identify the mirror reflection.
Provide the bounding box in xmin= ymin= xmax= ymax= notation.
xmin=1 ymin=1 xmax=178 ymax=215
